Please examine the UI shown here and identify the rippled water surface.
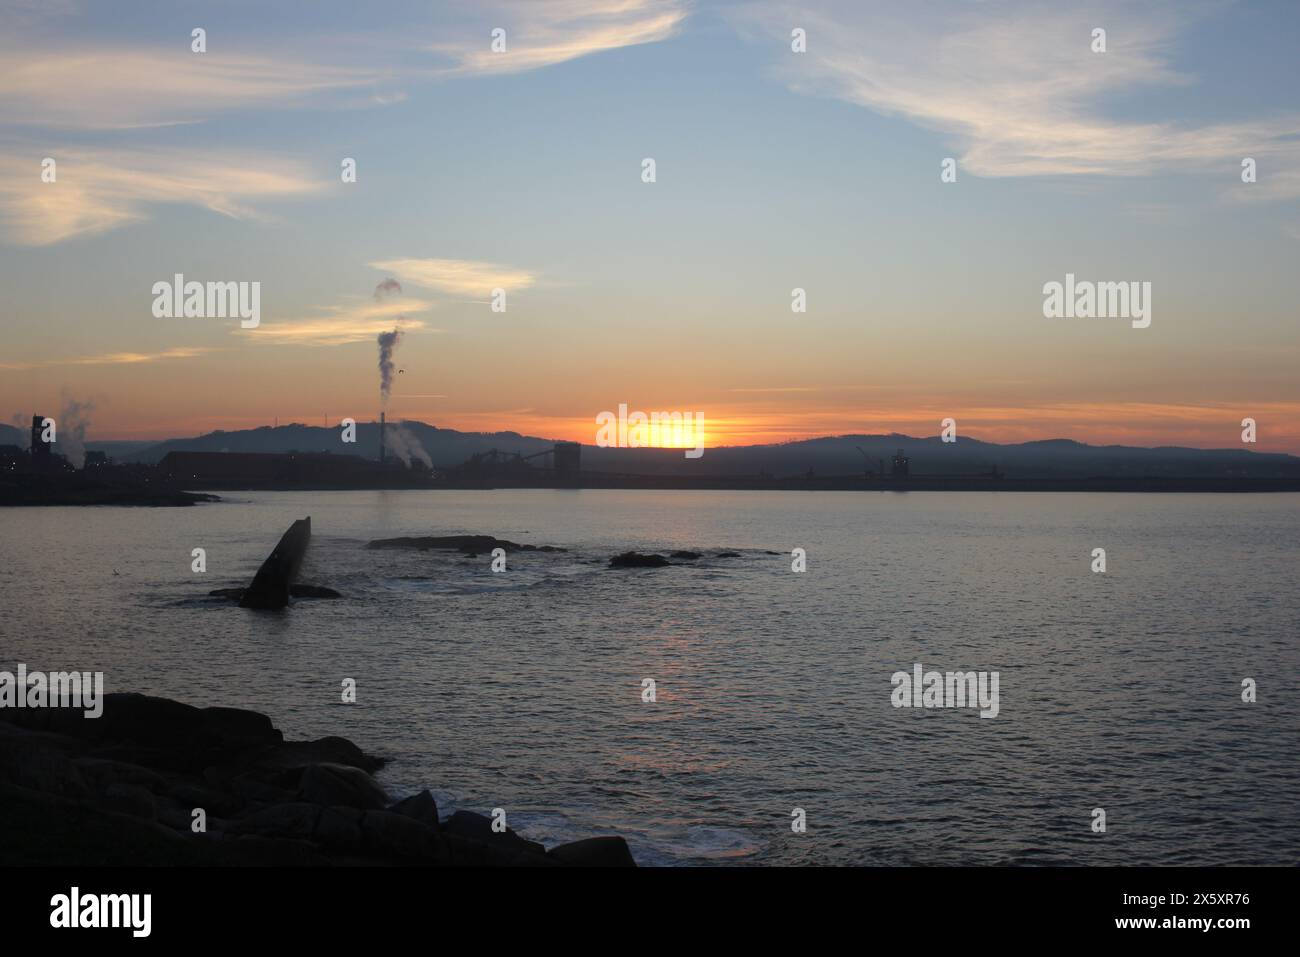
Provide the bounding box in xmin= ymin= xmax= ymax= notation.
xmin=2 ymin=490 xmax=1297 ymax=865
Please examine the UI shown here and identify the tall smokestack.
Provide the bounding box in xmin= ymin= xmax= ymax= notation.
xmin=30 ymin=415 xmax=51 ymax=467
xmin=379 ymin=412 xmax=385 ymax=464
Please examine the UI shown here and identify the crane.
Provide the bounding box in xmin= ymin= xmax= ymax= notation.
xmin=855 ymin=446 xmax=876 ymax=478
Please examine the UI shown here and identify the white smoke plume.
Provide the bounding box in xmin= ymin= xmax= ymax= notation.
xmin=57 ymin=395 xmax=94 ymax=469
xmin=384 ymin=422 xmax=433 ymax=469
xmin=371 ymin=279 xmax=431 ymax=468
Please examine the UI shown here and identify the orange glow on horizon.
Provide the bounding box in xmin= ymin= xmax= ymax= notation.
xmin=66 ymin=400 xmax=1300 ymax=454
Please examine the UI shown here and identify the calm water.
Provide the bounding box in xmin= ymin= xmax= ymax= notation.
xmin=2 ymin=490 xmax=1298 ymax=865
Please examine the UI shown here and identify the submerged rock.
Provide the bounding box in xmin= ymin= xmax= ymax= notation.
xmin=209 ymin=582 xmax=341 ymax=602
xmin=716 ymin=551 xmax=742 ymax=558
xmin=289 ymin=583 xmax=342 ymax=599
xmin=669 ymin=550 xmax=702 ymax=560
xmin=609 ymin=551 xmax=672 ymax=568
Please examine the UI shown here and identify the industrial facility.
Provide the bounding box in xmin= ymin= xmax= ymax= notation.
xmin=447 ymin=442 xmax=582 ymax=485
xmin=0 ymin=415 xmax=73 ymax=473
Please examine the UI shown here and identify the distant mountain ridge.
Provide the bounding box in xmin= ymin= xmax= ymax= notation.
xmin=6 ymin=420 xmax=1291 ymax=479
xmin=116 ymin=422 xmax=556 ymax=468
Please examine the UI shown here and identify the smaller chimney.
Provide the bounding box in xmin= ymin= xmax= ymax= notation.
xmin=379 ymin=412 xmax=386 ymax=464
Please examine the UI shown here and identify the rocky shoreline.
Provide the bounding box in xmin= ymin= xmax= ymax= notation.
xmin=0 ymin=693 xmax=634 ymax=867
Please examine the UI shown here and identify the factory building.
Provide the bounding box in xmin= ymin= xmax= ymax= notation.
xmin=553 ymin=441 xmax=582 ymax=477
xmin=158 ymin=450 xmax=381 ymax=487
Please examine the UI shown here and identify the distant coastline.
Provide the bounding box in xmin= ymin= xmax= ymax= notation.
xmin=7 ymin=470 xmax=1300 ymax=507
xmin=0 ymin=472 xmax=218 ymax=507
xmin=7 ymin=420 xmax=1300 ymax=504
xmin=190 ymin=474 xmax=1300 ymax=494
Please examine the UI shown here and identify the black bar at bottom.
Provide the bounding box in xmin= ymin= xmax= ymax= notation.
xmin=0 ymin=866 xmax=1286 ymax=942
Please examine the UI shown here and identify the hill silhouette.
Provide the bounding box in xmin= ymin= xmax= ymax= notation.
xmin=3 ymin=420 xmax=1288 ymax=480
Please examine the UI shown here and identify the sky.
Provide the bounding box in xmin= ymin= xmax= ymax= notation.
xmin=1 ymin=0 xmax=1298 ymax=451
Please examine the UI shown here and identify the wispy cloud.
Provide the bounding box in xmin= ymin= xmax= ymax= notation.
xmin=0 ymin=46 xmax=387 ymax=130
xmin=727 ymin=386 xmax=821 ymax=394
xmin=369 ymin=258 xmax=538 ymax=298
xmin=0 ymin=148 xmax=323 ymax=245
xmin=736 ymin=1 xmax=1300 ymax=179
xmin=0 ymin=3 xmax=687 ymax=133
xmin=431 ymin=0 xmax=689 ymax=76
xmin=0 ymin=346 xmax=210 ymax=371
xmin=255 ymin=296 xmax=436 ymax=346
xmin=0 ymin=3 xmax=690 ymax=247
xmin=0 ymin=0 xmax=77 ymax=32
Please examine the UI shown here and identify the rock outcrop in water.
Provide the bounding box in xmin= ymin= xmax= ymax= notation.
xmin=609 ymin=551 xmax=673 ymax=568
xmin=367 ymin=534 xmax=566 ymax=553
xmin=0 ymin=693 xmax=634 ymax=867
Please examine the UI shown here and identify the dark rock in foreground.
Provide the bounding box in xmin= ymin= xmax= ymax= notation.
xmin=297 ymin=762 xmax=388 ymax=809
xmin=390 ymin=789 xmax=440 ymax=829
xmin=669 ymin=550 xmax=702 ymax=560
xmin=609 ymin=551 xmax=673 ymax=568
xmin=0 ymin=693 xmax=634 ymax=867
xmin=367 ymin=534 xmax=565 ymax=553
xmin=547 ymin=835 xmax=638 ymax=867
xmin=444 ymin=810 xmax=547 ymax=858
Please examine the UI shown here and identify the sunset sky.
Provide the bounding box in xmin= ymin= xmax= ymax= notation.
xmin=2 ymin=0 xmax=1299 ymax=451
